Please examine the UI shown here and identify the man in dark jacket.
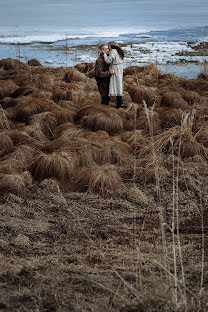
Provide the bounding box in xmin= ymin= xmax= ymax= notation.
xmin=95 ymin=45 xmax=116 ymax=105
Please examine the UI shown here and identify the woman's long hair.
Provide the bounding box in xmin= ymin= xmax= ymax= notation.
xmin=110 ymin=45 xmax=125 ymax=59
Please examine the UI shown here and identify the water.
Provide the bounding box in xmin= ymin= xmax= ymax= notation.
xmin=0 ymin=0 xmax=208 ymax=78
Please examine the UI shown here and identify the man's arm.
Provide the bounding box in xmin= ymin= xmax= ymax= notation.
xmin=95 ymin=59 xmax=112 ymax=78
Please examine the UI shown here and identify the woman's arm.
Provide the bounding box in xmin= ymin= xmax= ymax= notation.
xmin=103 ymin=50 xmax=116 ymax=64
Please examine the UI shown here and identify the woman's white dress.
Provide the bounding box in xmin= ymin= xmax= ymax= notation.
xmin=103 ymin=49 xmax=123 ymax=96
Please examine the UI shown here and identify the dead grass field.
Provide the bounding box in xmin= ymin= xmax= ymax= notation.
xmin=0 ymin=58 xmax=207 ymax=311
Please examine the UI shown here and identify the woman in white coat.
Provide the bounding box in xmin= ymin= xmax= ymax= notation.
xmin=103 ymin=41 xmax=125 ymax=109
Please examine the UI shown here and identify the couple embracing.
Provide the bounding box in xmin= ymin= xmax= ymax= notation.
xmin=95 ymin=41 xmax=125 ymax=109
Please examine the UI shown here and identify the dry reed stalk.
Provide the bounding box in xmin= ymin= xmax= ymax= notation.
xmin=0 ymin=106 xmax=12 ymax=129
xmin=28 ymin=152 xmax=76 ymax=184
xmin=136 ymin=109 xmax=161 ymax=135
xmin=71 ymin=164 xmax=124 ymax=195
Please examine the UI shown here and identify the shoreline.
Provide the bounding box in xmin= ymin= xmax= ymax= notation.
xmin=0 ymin=39 xmax=207 ymax=79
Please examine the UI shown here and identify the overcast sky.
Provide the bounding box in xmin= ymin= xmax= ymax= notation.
xmin=0 ymin=0 xmax=207 ymax=28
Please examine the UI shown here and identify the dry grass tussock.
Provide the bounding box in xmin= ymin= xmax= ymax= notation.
xmin=11 ymin=97 xmax=59 ymax=122
xmin=0 ymin=58 xmax=28 ymax=71
xmin=28 ymin=152 xmax=76 ymax=183
xmin=0 ymin=133 xmax=14 ymax=151
xmin=71 ymin=164 xmax=124 ymax=195
xmin=157 ymin=107 xmax=185 ymax=129
xmin=120 ymin=129 xmax=148 ymax=154
xmin=0 ymin=158 xmax=23 ymax=174
xmin=136 ymin=108 xmax=161 ymax=135
xmin=160 ymin=91 xmax=189 ymax=109
xmin=74 ymin=62 xmax=94 ymax=73
xmin=147 ymin=125 xmax=208 ymax=159
xmin=76 ymin=104 xmax=123 ymax=134
xmin=128 ymin=85 xmax=160 ymax=106
xmin=64 ymin=67 xmax=89 ymax=83
xmin=8 ymin=144 xmax=41 ymax=166
xmin=0 ymin=171 xmax=32 ymax=195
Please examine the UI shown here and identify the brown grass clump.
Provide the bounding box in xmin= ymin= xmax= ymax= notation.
xmin=193 ymin=123 xmax=208 ymax=148
xmin=0 ymin=58 xmax=28 ymax=71
xmin=33 ymin=73 xmax=55 ymax=91
xmin=124 ymin=185 xmax=149 ymax=206
xmin=11 ymin=87 xmax=34 ymax=98
xmin=12 ymin=98 xmax=59 ymax=122
xmin=157 ymin=107 xmax=185 ymax=129
xmin=136 ymin=109 xmax=161 ymax=135
xmin=180 ymin=78 xmax=208 ymax=95
xmin=0 ymin=97 xmax=17 ymax=109
xmin=27 ymin=59 xmax=42 ymax=67
xmin=24 ymin=125 xmax=49 ymax=143
xmin=64 ymin=67 xmax=88 ymax=83
xmin=57 ymin=100 xmax=79 ymax=113
xmin=160 ymin=91 xmax=189 ymax=109
xmin=91 ymin=137 xmax=133 ymax=166
xmin=0 ymin=171 xmax=32 ymax=195
xmin=180 ymin=90 xmax=203 ymax=105
xmin=0 ymin=133 xmax=14 ymax=152
xmin=124 ymin=66 xmax=146 ymax=76
xmin=53 ymin=122 xmax=78 ymax=138
xmin=151 ymin=126 xmax=208 ymax=159
xmin=128 ymin=85 xmax=159 ymax=106
xmin=120 ymin=130 xmax=148 ymax=153
xmin=76 ymin=104 xmax=123 ymax=134
xmin=10 ymin=144 xmax=40 ymax=166
xmin=136 ymin=155 xmax=169 ymax=183
xmin=74 ymin=62 xmax=94 ymax=74
xmin=28 ymin=152 xmax=76 ymax=184
xmin=71 ymin=164 xmax=124 ymax=195
xmin=0 ymin=86 xmax=11 ymax=100
xmin=7 ymin=130 xmax=41 ymax=148
xmin=0 ymin=158 xmax=23 ymax=174
xmin=28 ymin=112 xmax=57 ymax=137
